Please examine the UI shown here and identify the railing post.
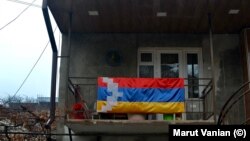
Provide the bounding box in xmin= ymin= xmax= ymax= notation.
xmin=202 ymin=91 xmax=206 ymax=120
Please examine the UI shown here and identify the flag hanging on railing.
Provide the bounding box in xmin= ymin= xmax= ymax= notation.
xmin=97 ymin=77 xmax=185 ymax=114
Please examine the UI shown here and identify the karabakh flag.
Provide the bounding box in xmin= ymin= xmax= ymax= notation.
xmin=97 ymin=77 xmax=185 ymax=114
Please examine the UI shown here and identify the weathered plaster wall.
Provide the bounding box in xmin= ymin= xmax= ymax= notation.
xmin=58 ymin=33 xmax=243 ymax=140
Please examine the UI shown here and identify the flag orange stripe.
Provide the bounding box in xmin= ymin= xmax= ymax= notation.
xmin=97 ymin=101 xmax=185 ymax=114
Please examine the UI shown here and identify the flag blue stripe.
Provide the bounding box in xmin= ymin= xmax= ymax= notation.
xmin=97 ymin=87 xmax=184 ymax=102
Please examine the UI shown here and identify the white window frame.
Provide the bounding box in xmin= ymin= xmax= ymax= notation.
xmin=138 ymin=47 xmax=203 ymax=98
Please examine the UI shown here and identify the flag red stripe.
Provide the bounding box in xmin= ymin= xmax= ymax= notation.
xmin=98 ymin=77 xmax=184 ymax=88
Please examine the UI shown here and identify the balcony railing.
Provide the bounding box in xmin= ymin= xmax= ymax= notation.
xmin=184 ymin=78 xmax=214 ymax=120
xmin=217 ymin=81 xmax=249 ymax=125
xmin=67 ymin=77 xmax=214 ymax=121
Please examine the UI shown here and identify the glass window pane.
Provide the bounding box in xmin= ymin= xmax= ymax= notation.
xmin=141 ymin=53 xmax=152 ymax=62
xmin=187 ymin=53 xmax=199 ymax=98
xmin=139 ymin=66 xmax=154 ymax=78
xmin=161 ymin=54 xmax=178 ymax=64
xmin=161 ymin=53 xmax=179 ymax=78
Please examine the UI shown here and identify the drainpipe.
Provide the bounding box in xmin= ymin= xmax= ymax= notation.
xmin=208 ymin=13 xmax=217 ymax=123
xmin=42 ymin=0 xmax=58 ymax=128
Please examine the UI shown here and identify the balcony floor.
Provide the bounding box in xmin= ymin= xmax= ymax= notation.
xmin=66 ymin=119 xmax=215 ymax=135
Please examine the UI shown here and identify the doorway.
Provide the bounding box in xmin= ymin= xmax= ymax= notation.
xmin=138 ymin=47 xmax=203 ymax=120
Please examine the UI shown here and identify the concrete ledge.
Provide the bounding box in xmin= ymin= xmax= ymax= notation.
xmin=66 ymin=119 xmax=215 ymax=135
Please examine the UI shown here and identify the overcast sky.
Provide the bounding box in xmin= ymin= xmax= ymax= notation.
xmin=0 ymin=0 xmax=61 ymax=99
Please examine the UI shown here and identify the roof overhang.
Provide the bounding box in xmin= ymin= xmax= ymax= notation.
xmin=47 ymin=0 xmax=250 ymax=34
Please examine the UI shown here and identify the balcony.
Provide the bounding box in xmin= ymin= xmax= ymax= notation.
xmin=65 ymin=77 xmax=215 ymax=134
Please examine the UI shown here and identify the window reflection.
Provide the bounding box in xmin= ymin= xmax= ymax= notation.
xmin=161 ymin=54 xmax=179 ymax=78
xmin=139 ymin=66 xmax=154 ymax=78
xmin=187 ymin=53 xmax=199 ymax=98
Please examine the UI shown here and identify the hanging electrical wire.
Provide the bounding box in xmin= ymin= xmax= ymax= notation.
xmin=0 ymin=0 xmax=37 ymax=30
xmin=5 ymin=27 xmax=58 ymax=105
xmin=7 ymin=0 xmax=41 ymax=8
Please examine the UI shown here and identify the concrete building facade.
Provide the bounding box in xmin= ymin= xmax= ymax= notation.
xmin=42 ymin=0 xmax=250 ymax=140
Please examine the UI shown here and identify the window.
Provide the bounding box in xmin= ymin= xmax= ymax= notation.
xmin=138 ymin=48 xmax=202 ymax=99
xmin=161 ymin=53 xmax=179 ymax=78
xmin=141 ymin=53 xmax=152 ymax=62
xmin=139 ymin=52 xmax=154 ymax=78
xmin=187 ymin=53 xmax=199 ymax=98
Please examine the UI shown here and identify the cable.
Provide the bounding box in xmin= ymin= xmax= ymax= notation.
xmin=5 ymin=27 xmax=58 ymax=105
xmin=6 ymin=0 xmax=41 ymax=8
xmin=0 ymin=0 xmax=37 ymax=30
xmin=0 ymin=130 xmax=160 ymax=136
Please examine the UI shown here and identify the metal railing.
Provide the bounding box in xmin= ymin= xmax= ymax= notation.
xmin=184 ymin=78 xmax=213 ymax=120
xmin=217 ymin=81 xmax=250 ymax=125
xmin=67 ymin=77 xmax=214 ymax=121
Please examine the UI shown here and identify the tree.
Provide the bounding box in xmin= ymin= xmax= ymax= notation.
xmin=1 ymin=94 xmax=23 ymax=106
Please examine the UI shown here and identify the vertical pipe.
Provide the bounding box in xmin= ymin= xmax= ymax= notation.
xmin=68 ymin=127 xmax=73 ymax=141
xmin=42 ymin=0 xmax=58 ymax=128
xmin=241 ymin=29 xmax=250 ymax=124
xmin=208 ymin=13 xmax=217 ymax=123
xmin=66 ymin=11 xmax=72 ymax=114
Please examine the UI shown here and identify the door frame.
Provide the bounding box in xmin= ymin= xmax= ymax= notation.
xmin=138 ymin=47 xmax=203 ymax=98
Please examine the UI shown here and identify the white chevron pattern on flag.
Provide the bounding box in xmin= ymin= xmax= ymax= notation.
xmin=101 ymin=77 xmax=123 ymax=112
